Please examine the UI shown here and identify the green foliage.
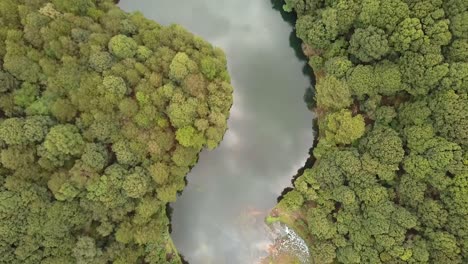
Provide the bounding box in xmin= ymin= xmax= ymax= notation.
xmin=322 ymin=110 xmax=365 ymax=145
xmin=310 ymin=241 xmax=336 ymax=264
xmin=347 ymin=65 xmax=376 ymax=98
xmin=13 ymin=82 xmax=39 ymax=107
xmin=123 ymin=168 xmax=150 ymax=198
xmin=280 ymin=0 xmax=468 ymax=263
xmin=399 ymin=51 xmax=449 ymax=96
xmin=349 ymin=26 xmax=389 ymax=62
xmin=169 ymin=52 xmax=192 ymax=82
xmin=166 ymin=97 xmax=198 ymax=128
xmin=0 ymin=1 xmax=232 ymax=263
xmin=108 ymin=34 xmax=138 ymax=59
xmin=390 ymin=18 xmax=425 ymax=52
xmin=73 ymin=236 xmax=102 ymax=264
xmin=81 ymin=143 xmax=108 ymax=171
xmin=429 ymin=90 xmax=468 ymax=147
xmin=296 ymin=15 xmax=335 ymax=50
xmin=448 ymin=40 xmax=468 ymax=62
xmin=52 ymin=0 xmax=94 ymax=15
xmin=100 ymin=75 xmax=127 ymax=103
xmin=200 ymin=57 xmax=219 ymax=80
xmin=450 ymin=12 xmax=468 ymax=38
xmin=360 ymin=125 xmax=404 ymax=166
xmin=375 ymin=61 xmax=403 ymax=95
xmin=362 ymin=0 xmax=409 ymax=31
xmin=315 ymin=75 xmax=352 ymax=110
xmin=39 ymin=124 xmax=85 ymax=167
xmin=282 ymin=190 xmax=304 ymax=210
xmin=89 ymin=51 xmax=113 ymax=72
xmin=324 ymin=56 xmax=352 ymax=78
xmin=175 ymin=126 xmax=205 ymax=149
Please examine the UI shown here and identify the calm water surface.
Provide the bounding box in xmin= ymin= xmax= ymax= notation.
xmin=120 ymin=1 xmax=313 ymax=263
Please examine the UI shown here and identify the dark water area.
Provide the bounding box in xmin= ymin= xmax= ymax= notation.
xmin=270 ymin=0 xmax=316 ymax=110
xmin=119 ymin=1 xmax=315 ymax=263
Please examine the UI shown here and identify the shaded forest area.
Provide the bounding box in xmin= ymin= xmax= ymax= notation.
xmin=0 ymin=0 xmax=232 ymax=263
xmin=274 ymin=0 xmax=467 ymax=263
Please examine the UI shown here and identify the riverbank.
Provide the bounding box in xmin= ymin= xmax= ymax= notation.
xmin=265 ymin=43 xmax=324 ymax=263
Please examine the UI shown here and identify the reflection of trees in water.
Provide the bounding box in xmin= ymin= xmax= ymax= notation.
xmin=270 ymin=0 xmax=316 ymax=109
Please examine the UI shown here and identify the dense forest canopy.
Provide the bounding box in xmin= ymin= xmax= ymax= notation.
xmin=0 ymin=0 xmax=232 ymax=263
xmin=276 ymin=0 xmax=467 ymax=263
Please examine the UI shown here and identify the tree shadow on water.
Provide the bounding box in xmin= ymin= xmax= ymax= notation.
xmin=270 ymin=0 xmax=296 ymax=26
xmin=270 ymin=0 xmax=319 ymax=203
xmin=270 ymin=0 xmax=316 ymax=110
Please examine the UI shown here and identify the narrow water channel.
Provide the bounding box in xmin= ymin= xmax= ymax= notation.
xmin=119 ymin=1 xmax=313 ymax=263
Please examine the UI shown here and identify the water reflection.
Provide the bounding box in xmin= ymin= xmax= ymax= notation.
xmin=119 ymin=1 xmax=313 ymax=263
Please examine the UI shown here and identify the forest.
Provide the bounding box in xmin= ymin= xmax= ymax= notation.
xmin=0 ymin=0 xmax=467 ymax=263
xmin=0 ymin=0 xmax=232 ymax=263
xmin=273 ymin=0 xmax=467 ymax=263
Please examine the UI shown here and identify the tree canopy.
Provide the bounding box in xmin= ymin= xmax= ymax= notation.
xmin=276 ymin=0 xmax=468 ymax=263
xmin=0 ymin=1 xmax=233 ymax=263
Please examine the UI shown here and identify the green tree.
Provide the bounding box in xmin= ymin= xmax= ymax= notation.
xmin=447 ymin=40 xmax=468 ymax=62
xmin=296 ymin=15 xmax=335 ymax=50
xmin=99 ymin=75 xmax=127 ymax=104
xmin=81 ymin=143 xmax=108 ymax=171
xmin=108 ymin=34 xmax=137 ymax=59
xmin=73 ymin=236 xmax=103 ymax=264
xmin=349 ymin=26 xmax=389 ymax=62
xmin=166 ymin=98 xmax=198 ymax=128
xmin=0 ymin=118 xmax=28 ymax=145
xmin=200 ymin=57 xmax=219 ymax=80
xmin=282 ymin=190 xmax=304 ymax=210
xmin=175 ymin=126 xmax=205 ymax=149
xmin=13 ymin=82 xmax=39 ymax=108
xmin=169 ymin=52 xmax=197 ymax=82
xmin=52 ymin=0 xmax=94 ymax=15
xmin=324 ymin=56 xmax=352 ymax=78
xmin=171 ymin=145 xmax=198 ymax=167
xmin=399 ymin=51 xmax=449 ymax=95
xmin=123 ymin=167 xmax=150 ymax=199
xmin=390 ymin=18 xmax=425 ymax=52
xmin=89 ymin=51 xmax=113 ymax=72
xmin=112 ymin=140 xmax=138 ymax=166
xmin=360 ymin=125 xmax=404 ymax=166
xmin=450 ymin=12 xmax=468 ymax=38
xmin=322 ymin=110 xmax=365 ymax=145
xmin=375 ymin=61 xmax=403 ymax=95
xmin=429 ymin=90 xmax=468 ymax=147
xmin=347 ymin=65 xmax=376 ymax=98
xmin=39 ymin=124 xmax=85 ymax=167
xmin=310 ymin=242 xmax=336 ymax=264
xmin=315 ymin=75 xmax=352 ymax=110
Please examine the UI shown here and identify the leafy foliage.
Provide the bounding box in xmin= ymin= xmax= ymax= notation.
xmin=0 ymin=1 xmax=233 ymax=263
xmin=279 ymin=0 xmax=468 ymax=263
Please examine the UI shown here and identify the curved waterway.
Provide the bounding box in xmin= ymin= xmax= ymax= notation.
xmin=119 ymin=1 xmax=313 ymax=263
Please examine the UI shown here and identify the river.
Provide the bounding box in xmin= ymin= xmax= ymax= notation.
xmin=119 ymin=1 xmax=313 ymax=263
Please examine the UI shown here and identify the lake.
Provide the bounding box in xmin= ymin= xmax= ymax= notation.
xmin=119 ymin=1 xmax=313 ymax=263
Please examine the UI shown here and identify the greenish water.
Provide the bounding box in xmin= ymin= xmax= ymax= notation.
xmin=119 ymin=1 xmax=313 ymax=263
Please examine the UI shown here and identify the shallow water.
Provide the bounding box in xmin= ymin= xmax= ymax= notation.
xmin=119 ymin=1 xmax=313 ymax=263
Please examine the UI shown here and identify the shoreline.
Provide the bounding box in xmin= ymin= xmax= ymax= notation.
xmin=265 ymin=43 xmax=327 ymax=262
